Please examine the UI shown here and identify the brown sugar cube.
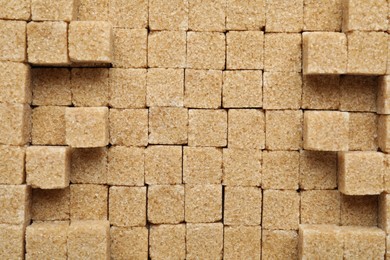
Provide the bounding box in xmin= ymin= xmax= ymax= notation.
xmin=109 ymin=109 xmax=148 ymax=146
xmin=113 ymin=28 xmax=147 ymax=68
xmin=0 ymin=103 xmax=31 ymax=146
xmin=226 ymin=31 xmax=263 ymax=69
xmin=262 ymin=230 xmax=298 ymax=260
xmin=263 ymin=190 xmax=300 ymax=230
xmin=148 ymin=31 xmax=186 ymax=68
xmin=147 ymin=68 xmax=184 ymax=107
xmin=150 ymin=224 xmax=185 ymax=260
xmin=303 ymin=32 xmax=347 ymax=74
xmin=348 ymin=112 xmax=378 ymax=151
xmin=184 ymin=69 xmax=222 ymax=109
xmin=263 ymin=72 xmax=302 ymax=109
xmin=299 ymin=225 xmax=343 ymax=259
xmin=27 ymin=21 xmax=68 ymax=65
xmin=226 ymin=0 xmax=265 ymax=30
xmin=149 ymin=0 xmax=188 ymax=30
xmin=70 ymin=184 xmax=107 ymax=220
xmin=32 ymin=188 xmax=70 ymax=221
xmin=109 ymin=0 xmax=147 ymax=28
xmin=186 ymin=223 xmax=223 ymax=260
xmin=224 ymin=186 xmax=262 ymax=225
xmin=223 ymin=70 xmax=262 ymax=108
xmin=385 ymin=154 xmax=390 ymax=191
xmin=302 ymin=75 xmax=340 ymax=110
xmin=109 ymin=186 xmax=146 ymax=227
xmin=262 ymin=151 xmax=299 ymax=190
xmin=183 ymin=147 xmax=222 ymax=184
xmin=347 ymin=31 xmax=387 ymax=75
xmin=71 ymin=148 xmax=107 ymax=184
xmin=301 ymin=190 xmax=341 ymax=225
xmin=189 ymin=0 xmax=225 ymax=32
xmin=0 ymin=185 xmax=30 ymax=225
xmin=109 ymin=68 xmax=146 ymax=108
xmin=65 ymin=107 xmax=109 ymax=148
xmin=264 ymin=33 xmax=301 ymax=72
xmin=187 ymin=32 xmax=225 ymax=70
xmin=69 ymin=21 xmax=112 ymax=64
xmin=145 ymin=145 xmax=182 ymax=185
xmin=0 ymin=62 xmax=30 ymax=104
xmin=378 ymin=76 xmax=390 ymax=114
xmin=228 ymin=109 xmax=265 ymax=149
xmin=340 ymin=76 xmax=377 ymax=112
xmin=32 ymin=106 xmax=66 ymax=145
xmin=265 ymin=0 xmax=303 ymax=32
xmin=68 ymin=220 xmax=110 ymax=260
xmin=26 ymin=146 xmax=70 ymax=189
xmin=31 ymin=0 xmax=77 ymax=21
xmin=0 ymin=21 xmax=26 ymax=62
xmin=0 ymin=146 xmax=25 ymax=185
xmin=185 ymin=184 xmax=222 ymax=223
xmin=188 ymin=109 xmax=227 ymax=147
xmin=149 ymin=107 xmax=188 ymax=145
xmin=342 ymin=194 xmax=378 ymax=226
xmin=387 ymin=235 xmax=390 ymax=259
xmin=0 ymin=225 xmax=24 ymax=259
xmin=303 ymin=0 xmax=342 ymax=31
xmin=379 ymin=115 xmax=390 ymax=153
xmin=223 ymin=148 xmax=261 ymax=186
xmin=338 ymin=151 xmax=385 ymax=195
xmin=299 ymin=151 xmax=337 ymax=190
xmin=303 ymin=111 xmax=349 ymax=151
xmin=32 ymin=68 xmax=71 ymax=106
xmin=108 ymin=146 xmax=144 ymax=186
xmin=77 ymin=0 xmax=108 ymax=21
xmin=71 ymin=68 xmax=108 ymax=107
xmin=110 ymin=227 xmax=148 ymax=260
xmin=0 ymin=0 xmax=30 ymax=20
xmin=224 ymin=226 xmax=261 ymax=260
xmin=379 ymin=193 xmax=390 ymax=233
xmin=26 ymin=222 xmax=68 ymax=260
xmin=265 ymin=110 xmax=303 ymax=151
xmin=148 ymin=185 xmax=184 ymax=224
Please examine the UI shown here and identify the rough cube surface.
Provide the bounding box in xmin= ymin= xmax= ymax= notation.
xmin=149 ymin=0 xmax=188 ymax=30
xmin=0 ymin=62 xmax=30 ymax=104
xmin=149 ymin=224 xmax=186 ymax=260
xmin=300 ymin=190 xmax=341 ymax=224
xmin=186 ymin=223 xmax=223 ymax=260
xmin=340 ymin=76 xmax=377 ymax=112
xmin=0 ymin=224 xmax=25 ymax=260
xmin=348 ymin=112 xmax=377 ymax=151
xmin=0 ymin=185 xmax=31 ymax=225
xmin=110 ymin=227 xmax=148 ymax=260
xmin=262 ymin=230 xmax=298 ymax=259
xmin=189 ymin=0 xmax=225 ymax=32
xmin=226 ymin=0 xmax=265 ymax=30
xmin=0 ymin=146 xmax=25 ymax=185
xmin=0 ymin=0 xmax=30 ymax=20
xmin=71 ymin=147 xmax=107 ymax=184
xmin=32 ymin=106 xmax=66 ymax=145
xmin=342 ymin=194 xmax=378 ymax=226
xmin=70 ymin=184 xmax=108 ymax=220
xmin=302 ymin=75 xmax=340 ymax=110
xmin=378 ymin=75 xmax=390 ymax=114
xmin=113 ymin=28 xmax=147 ymax=68
xmin=109 ymin=0 xmax=147 ymax=28
xmin=224 ymin=226 xmax=261 ymax=259
xmin=227 ymin=31 xmax=263 ymax=69
xmin=266 ymin=0 xmax=303 ymax=32
xmin=343 ymin=0 xmax=388 ymax=31
xmin=31 ymin=0 xmax=77 ymax=21
xmin=379 ymin=115 xmax=390 ymax=153
xmin=0 ymin=102 xmax=31 ymax=146
xmin=0 ymin=21 xmax=26 ymax=62
xmin=32 ymin=188 xmax=70 ymax=221
xmin=304 ymin=0 xmax=342 ymax=31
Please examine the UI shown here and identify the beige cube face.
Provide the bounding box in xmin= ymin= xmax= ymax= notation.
xmin=303 ymin=0 xmax=342 ymax=31
xmin=342 ymin=194 xmax=378 ymax=226
xmin=31 ymin=0 xmax=77 ymax=21
xmin=262 ymin=230 xmax=298 ymax=259
xmin=32 ymin=106 xmax=66 ymax=146
xmin=302 ymin=75 xmax=340 ymax=110
xmin=109 ymin=0 xmax=147 ymax=28
xmin=224 ymin=226 xmax=261 ymax=260
xmin=189 ymin=0 xmax=225 ymax=32
xmin=265 ymin=0 xmax=303 ymax=32
xmin=110 ymin=227 xmax=148 ymax=260
xmin=0 ymin=224 xmax=25 ymax=260
xmin=0 ymin=146 xmax=25 ymax=185
xmin=0 ymin=185 xmax=31 ymax=225
xmin=149 ymin=224 xmax=186 ymax=260
xmin=71 ymin=148 xmax=107 ymax=185
xmin=226 ymin=0 xmax=265 ymax=30
xmin=0 ymin=102 xmax=31 ymax=146
xmin=0 ymin=21 xmax=26 ymax=62
xmin=32 ymin=188 xmax=70 ymax=221
xmin=113 ymin=28 xmax=147 ymax=68
xmin=186 ymin=223 xmax=223 ymax=260
xmin=0 ymin=0 xmax=30 ymax=20
xmin=0 ymin=62 xmax=30 ymax=104
xmin=149 ymin=0 xmax=188 ymax=31
xmin=378 ymin=76 xmax=390 ymax=114
xmin=379 ymin=115 xmax=390 ymax=153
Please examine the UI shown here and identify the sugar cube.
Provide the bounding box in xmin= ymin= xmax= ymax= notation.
xmin=186 ymin=223 xmax=223 ymax=259
xmin=70 ymin=184 xmax=108 ymax=220
xmin=110 ymin=227 xmax=148 ymax=260
xmin=32 ymin=106 xmax=66 ymax=145
xmin=0 ymin=21 xmax=26 ymax=62
xmin=0 ymin=185 xmax=31 ymax=225
xmin=0 ymin=146 xmax=25 ymax=185
xmin=149 ymin=224 xmax=186 ymax=260
xmin=32 ymin=188 xmax=70 ymax=221
xmin=0 ymin=62 xmax=30 ymax=104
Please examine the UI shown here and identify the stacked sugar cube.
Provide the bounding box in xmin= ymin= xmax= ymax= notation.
xmin=0 ymin=0 xmax=390 ymax=259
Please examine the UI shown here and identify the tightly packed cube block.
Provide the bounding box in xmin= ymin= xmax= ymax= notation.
xmin=342 ymin=194 xmax=378 ymax=226
xmin=0 ymin=146 xmax=25 ymax=185
xmin=184 ymin=69 xmax=222 ymax=109
xmin=0 ymin=103 xmax=31 ymax=146
xmin=32 ymin=188 xmax=70 ymax=221
xmin=226 ymin=0 xmax=265 ymax=30
xmin=27 ymin=21 xmax=69 ymax=65
xmin=0 ymin=185 xmax=30 ymax=225
xmin=109 ymin=186 xmax=146 ymax=227
xmin=113 ymin=28 xmax=147 ymax=68
xmin=147 ymin=68 xmax=184 ymax=107
xmin=183 ymin=147 xmax=222 ymax=184
xmin=109 ymin=0 xmax=147 ymax=28
xmin=0 ymin=21 xmax=26 ymax=62
xmin=185 ymin=184 xmax=222 ymax=223
xmin=338 ymin=151 xmax=384 ymax=195
xmin=265 ymin=0 xmax=303 ymax=32
xmin=263 ymin=190 xmax=300 ymax=230
xmin=223 ymin=148 xmax=261 ymax=186
xmin=32 ymin=106 xmax=66 ymax=145
xmin=77 ymin=0 xmax=109 ymax=21
xmin=187 ymin=32 xmax=225 ymax=70
xmin=262 ymin=230 xmax=298 ymax=259
xmin=226 ymin=31 xmax=263 ymax=69
xmin=108 ymin=146 xmax=144 ymax=186
xmin=70 ymin=184 xmax=107 ymax=220
xmin=303 ymin=111 xmax=349 ymax=151
xmin=303 ymin=32 xmax=347 ymax=74
xmin=110 ymin=227 xmax=148 ymax=260
xmin=68 ymin=220 xmax=110 ymax=260
xmin=188 ymin=109 xmax=227 ymax=147
xmin=224 ymin=186 xmax=262 ymax=225
xmin=148 ymin=185 xmax=184 ymax=224
xmin=347 ymin=31 xmax=387 ymax=75
xmin=31 ymin=0 xmax=77 ymax=21
xmin=340 ymin=76 xmax=377 ymax=112
xmin=71 ymin=148 xmax=107 ymax=184
xmin=0 ymin=224 xmax=25 ymax=259
xmin=109 ymin=109 xmax=148 ymax=146
xmin=0 ymin=0 xmax=30 ymax=20
xmin=378 ymin=76 xmax=390 ymax=114
xmin=189 ymin=0 xmax=225 ymax=32
xmin=300 ymin=190 xmax=341 ymax=224
xmin=379 ymin=115 xmax=390 ymax=153
xmin=69 ymin=21 xmax=113 ymax=63
xmin=223 ymin=70 xmax=262 ymax=108
xmin=148 ymin=31 xmax=186 ymax=68
xmin=186 ymin=223 xmax=223 ymax=260
xmin=224 ymin=226 xmax=261 ymax=260
xmin=65 ymin=107 xmax=109 ymax=148
xmin=302 ymin=75 xmax=340 ymax=110
xmin=0 ymin=62 xmax=30 ymax=104
xmin=26 ymin=222 xmax=68 ymax=260
xmin=379 ymin=193 xmax=390 ymax=233
xmin=149 ymin=107 xmax=188 ymax=145
xmin=150 ymin=224 xmax=185 ymax=260
xmin=348 ymin=112 xmax=377 ymax=151
xmin=149 ymin=0 xmax=188 ymax=30
xmin=303 ymin=0 xmax=342 ymax=31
